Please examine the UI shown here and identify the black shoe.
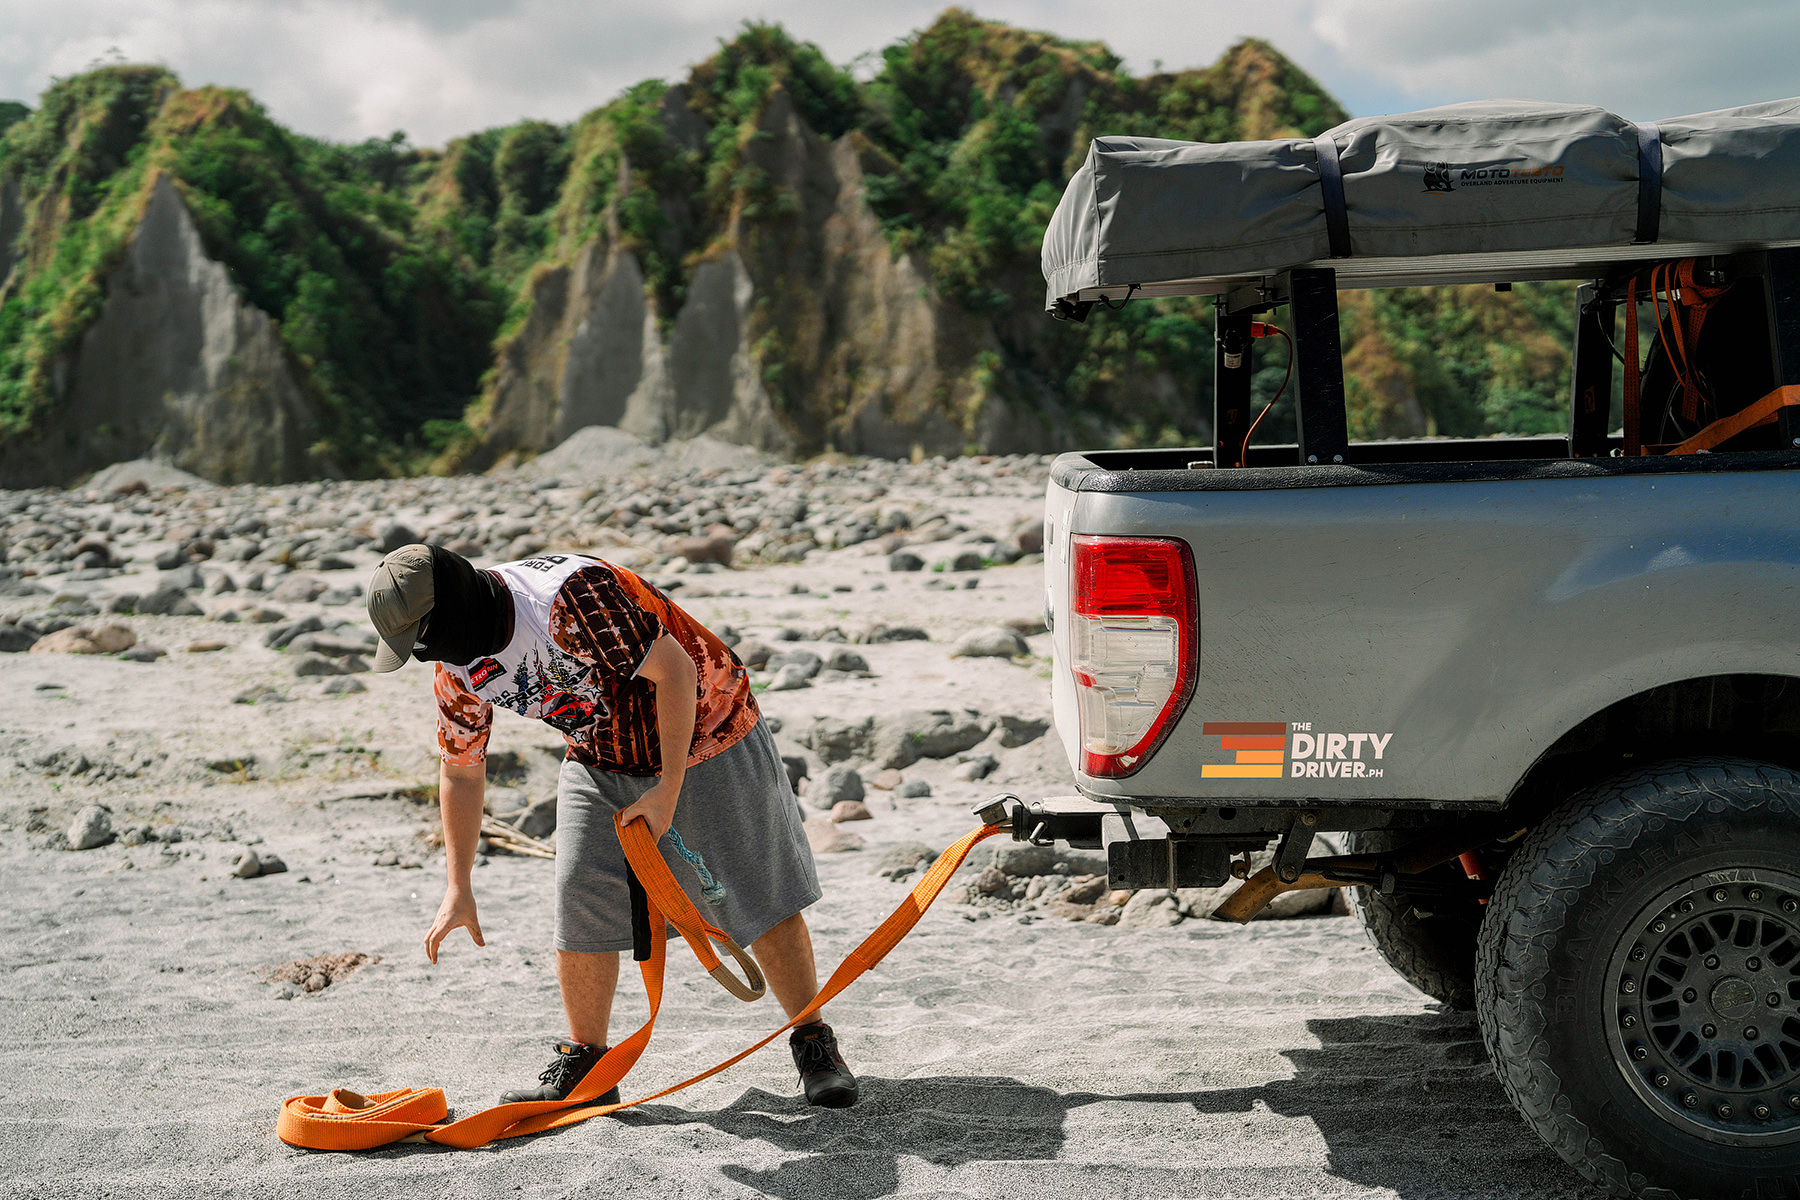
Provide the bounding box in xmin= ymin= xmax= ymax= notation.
xmin=790 ymin=1022 xmax=858 ymax=1108
xmin=499 ymin=1039 xmax=621 ymax=1105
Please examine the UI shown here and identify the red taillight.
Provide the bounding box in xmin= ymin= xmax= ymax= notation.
xmin=1069 ymin=535 xmax=1197 ymax=777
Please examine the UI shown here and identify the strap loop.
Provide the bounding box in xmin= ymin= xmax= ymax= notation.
xmin=1313 ymin=133 xmax=1351 ymax=259
xmin=1634 ymin=122 xmax=1663 ymax=244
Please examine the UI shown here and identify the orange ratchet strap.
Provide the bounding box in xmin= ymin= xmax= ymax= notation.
xmin=1665 ymin=385 xmax=1800 ymax=455
xmin=277 ymin=815 xmax=1004 ymax=1151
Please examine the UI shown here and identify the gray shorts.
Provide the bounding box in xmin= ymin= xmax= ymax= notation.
xmin=553 ymin=719 xmax=822 ymax=954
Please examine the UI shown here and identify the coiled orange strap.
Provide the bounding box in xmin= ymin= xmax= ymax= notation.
xmin=277 ymin=817 xmax=1003 ymax=1150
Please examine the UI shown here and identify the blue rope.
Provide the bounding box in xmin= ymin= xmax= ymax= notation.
xmin=665 ymin=829 xmax=726 ymax=905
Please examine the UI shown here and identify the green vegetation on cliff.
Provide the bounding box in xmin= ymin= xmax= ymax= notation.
xmin=0 ymin=10 xmax=1583 ymax=476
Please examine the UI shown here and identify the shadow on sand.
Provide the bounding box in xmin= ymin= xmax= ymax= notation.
xmin=622 ymin=1010 xmax=1591 ymax=1200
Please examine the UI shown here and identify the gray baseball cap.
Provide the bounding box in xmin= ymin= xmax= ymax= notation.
xmin=367 ymin=544 xmax=435 ymax=672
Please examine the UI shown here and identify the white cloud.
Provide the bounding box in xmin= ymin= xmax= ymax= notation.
xmin=1309 ymin=0 xmax=1800 ymax=119
xmin=0 ymin=0 xmax=1788 ymax=146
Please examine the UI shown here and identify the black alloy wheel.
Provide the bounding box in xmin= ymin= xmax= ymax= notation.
xmin=1478 ymin=759 xmax=1800 ymax=1199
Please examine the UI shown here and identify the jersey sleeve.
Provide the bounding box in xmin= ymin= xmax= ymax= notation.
xmin=435 ymin=663 xmax=493 ymax=766
xmin=549 ymin=565 xmax=665 ymax=678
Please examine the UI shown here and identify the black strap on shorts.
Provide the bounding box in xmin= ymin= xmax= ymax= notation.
xmin=627 ymin=865 xmax=652 ymax=962
xmin=1314 ymin=133 xmax=1351 ymax=259
xmin=1634 ymin=122 xmax=1663 ymax=244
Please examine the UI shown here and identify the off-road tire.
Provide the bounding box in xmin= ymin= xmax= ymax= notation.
xmin=1476 ymin=759 xmax=1800 ymax=1200
xmin=1347 ymin=829 xmax=1481 ymax=1010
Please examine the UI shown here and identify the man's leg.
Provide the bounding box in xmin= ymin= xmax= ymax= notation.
xmin=754 ymin=911 xmax=857 ymax=1107
xmin=750 ymin=911 xmax=825 ymax=1022
xmin=557 ymin=949 xmax=620 ymax=1046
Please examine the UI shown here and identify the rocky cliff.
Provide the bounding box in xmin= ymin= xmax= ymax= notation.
xmin=0 ymin=15 xmax=1578 ymax=484
xmin=0 ymin=174 xmax=328 ymax=487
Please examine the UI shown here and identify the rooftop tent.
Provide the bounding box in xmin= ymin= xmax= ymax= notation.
xmin=1041 ymin=96 xmax=1800 ymax=313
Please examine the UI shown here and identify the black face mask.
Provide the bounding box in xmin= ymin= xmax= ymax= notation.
xmin=412 ymin=547 xmax=512 ymax=667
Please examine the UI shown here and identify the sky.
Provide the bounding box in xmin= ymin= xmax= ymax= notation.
xmin=0 ymin=0 xmax=1795 ymax=147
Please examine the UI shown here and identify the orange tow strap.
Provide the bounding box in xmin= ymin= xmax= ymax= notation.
xmin=1665 ymin=385 xmax=1800 ymax=455
xmin=277 ymin=816 xmax=1003 ymax=1150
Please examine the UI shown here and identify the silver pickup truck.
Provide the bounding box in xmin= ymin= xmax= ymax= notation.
xmin=1018 ymin=100 xmax=1800 ymax=1200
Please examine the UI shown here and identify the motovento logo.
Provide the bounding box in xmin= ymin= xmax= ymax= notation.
xmin=1202 ymin=721 xmax=1394 ymax=780
xmin=1420 ymin=157 xmax=1564 ymax=193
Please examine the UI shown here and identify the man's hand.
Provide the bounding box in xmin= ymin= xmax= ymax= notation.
xmin=618 ymin=778 xmax=680 ymax=840
xmin=425 ymin=885 xmax=485 ymax=963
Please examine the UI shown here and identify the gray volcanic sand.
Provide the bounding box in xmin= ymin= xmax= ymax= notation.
xmin=0 ymin=452 xmax=1592 ymax=1199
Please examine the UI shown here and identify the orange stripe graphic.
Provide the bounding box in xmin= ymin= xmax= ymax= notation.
xmin=1222 ymin=736 xmax=1285 ymax=750
xmin=1234 ymin=750 xmax=1284 ymax=764
xmin=1201 ymin=765 xmax=1285 ymax=778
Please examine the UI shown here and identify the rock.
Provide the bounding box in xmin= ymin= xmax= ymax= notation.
xmin=185 ymin=640 xmax=227 ymax=653
xmin=233 ymin=683 xmax=289 ymax=704
xmin=871 ymin=708 xmax=992 ymax=768
xmin=991 ymin=843 xmax=1109 ymax=878
xmin=102 ymin=593 xmax=140 ymax=615
xmin=973 ymin=865 xmax=1010 ymax=896
xmin=232 ymin=848 xmax=263 ymax=878
xmin=203 ymin=572 xmax=236 ymax=596
xmin=954 ymin=754 xmax=999 ymax=781
xmin=153 ymin=546 xmax=186 ymax=571
xmin=162 ymin=563 xmax=205 ymax=591
xmin=765 ymin=649 xmax=821 ymax=679
xmin=135 ymin=585 xmax=203 ymax=616
xmin=1061 ymin=874 xmax=1108 ymax=904
xmin=895 ymin=778 xmax=932 ymax=799
xmin=288 ymin=632 xmax=377 ymax=658
xmin=321 ymin=677 xmax=367 ymax=695
xmin=888 ymin=550 xmax=925 ymax=572
xmin=263 ymin=615 xmax=324 ymax=649
xmin=952 ymin=626 xmax=1028 ymax=658
xmin=514 ymin=794 xmax=558 ymax=840
xmin=1085 ymin=907 xmax=1122 ymax=926
xmin=829 ymin=800 xmax=872 ymax=823
xmin=66 ymin=805 xmax=112 ymax=850
xmin=1001 ymin=614 xmax=1049 ymax=637
xmin=292 ymin=652 xmax=350 ymax=677
xmin=735 ymin=639 xmax=774 ymax=669
xmin=259 ymin=851 xmax=289 ymax=875
xmin=823 ymin=647 xmax=869 ymax=673
xmin=809 ymin=763 xmax=864 ymax=809
xmin=766 ymin=663 xmax=812 ymax=692
xmin=375 ymin=850 xmax=400 ymax=867
xmin=267 ymin=575 xmax=327 ymax=603
xmin=949 ymin=549 xmax=986 ymax=572
xmin=376 ymin=522 xmax=420 ymax=553
xmin=30 ymin=622 xmax=137 ymax=654
xmin=796 ymin=716 xmax=872 ymax=764
xmin=804 ymin=817 xmax=864 ymax=854
xmin=868 ymin=768 xmax=904 ymax=791
xmin=864 ymin=624 xmax=929 ymax=644
xmin=1264 ymin=887 xmax=1336 ymax=919
xmin=780 ymin=754 xmax=809 ymax=791
xmin=119 ymin=646 xmax=167 ymax=662
xmin=0 ymin=625 xmax=37 ymax=652
xmin=1116 ymin=890 xmax=1184 ymax=929
xmin=319 ymin=584 xmax=362 ymax=606
xmin=871 ymin=841 xmax=938 ymax=875
xmin=995 ymin=714 xmax=1050 ymax=746
xmin=315 ymin=553 xmax=356 ymax=572
xmin=672 ymin=532 xmax=735 ymax=567
xmin=1013 ymin=519 xmax=1045 ymax=556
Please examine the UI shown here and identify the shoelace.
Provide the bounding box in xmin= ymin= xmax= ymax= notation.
xmin=537 ymin=1052 xmax=585 ymax=1092
xmin=793 ymin=1035 xmax=841 ymax=1076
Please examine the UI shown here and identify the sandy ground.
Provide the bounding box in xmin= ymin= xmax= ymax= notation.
xmin=0 ymin=462 xmax=1595 ymax=1200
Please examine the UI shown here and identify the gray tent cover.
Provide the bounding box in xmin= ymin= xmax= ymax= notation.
xmin=1042 ymin=97 xmax=1800 ymax=310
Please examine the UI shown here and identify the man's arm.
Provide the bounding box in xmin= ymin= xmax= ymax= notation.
xmin=425 ymin=758 xmax=487 ymax=962
xmin=617 ymin=633 xmax=698 ymax=839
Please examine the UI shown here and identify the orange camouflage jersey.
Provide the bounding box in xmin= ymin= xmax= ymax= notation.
xmin=435 ymin=554 xmax=757 ymax=776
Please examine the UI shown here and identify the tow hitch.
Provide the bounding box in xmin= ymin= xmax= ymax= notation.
xmin=973 ymin=795 xmax=1233 ymax=891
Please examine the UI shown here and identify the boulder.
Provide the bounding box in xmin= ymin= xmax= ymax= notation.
xmin=804 ymin=817 xmax=864 ymax=854
xmin=823 ymin=647 xmax=869 ymax=673
xmin=136 ymin=585 xmax=203 ymax=617
xmin=66 ymin=805 xmax=113 ymax=850
xmin=672 ymin=532 xmax=735 ymax=567
xmin=30 ymin=622 xmax=137 ymax=655
xmin=863 ymin=624 xmax=930 ymax=644
xmin=735 ymin=639 xmax=774 ymax=669
xmin=952 ymin=626 xmax=1029 ymax=658
xmin=949 ymin=549 xmax=986 ymax=572
xmin=766 ymin=663 xmax=812 ymax=691
xmin=991 ymin=843 xmax=1109 ymax=878
xmin=809 ymin=763 xmax=865 ymax=809
xmin=871 ymin=842 xmax=938 ymax=876
xmin=376 ymin=522 xmax=420 ymax=554
xmin=765 ymin=649 xmax=821 ymax=680
xmin=888 ymin=550 xmax=925 ymax=572
xmin=995 ymin=714 xmax=1050 ymax=746
xmin=829 ymin=800 xmax=872 ymax=823
xmin=1116 ymin=890 xmax=1184 ymax=929
xmin=894 ymin=778 xmax=933 ymax=799
xmin=871 ymin=708 xmax=992 ymax=769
